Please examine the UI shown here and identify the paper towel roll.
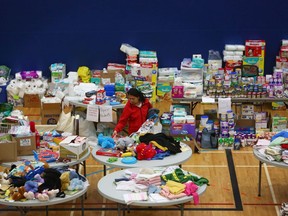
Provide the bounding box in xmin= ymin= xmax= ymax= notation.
xmin=223 ymin=56 xmax=234 ymax=61
xmin=225 ymin=45 xmax=237 ymax=51
xmin=234 ymin=51 xmax=243 ymax=56
xmin=282 ymin=40 xmax=288 ymax=46
xmin=236 ymin=45 xmax=245 ymax=51
xmin=223 ymin=50 xmax=234 ymax=56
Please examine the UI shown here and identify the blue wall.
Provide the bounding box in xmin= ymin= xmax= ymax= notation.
xmin=1 ymin=0 xmax=288 ymax=78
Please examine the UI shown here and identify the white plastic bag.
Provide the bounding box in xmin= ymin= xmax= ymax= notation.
xmin=56 ymin=107 xmax=74 ymax=133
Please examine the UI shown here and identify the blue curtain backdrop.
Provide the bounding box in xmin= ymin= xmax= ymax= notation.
xmin=0 ymin=0 xmax=287 ymax=78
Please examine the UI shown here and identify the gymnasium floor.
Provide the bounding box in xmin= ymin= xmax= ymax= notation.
xmin=1 ymin=146 xmax=287 ymax=216
xmin=1 ymin=102 xmax=287 ymax=216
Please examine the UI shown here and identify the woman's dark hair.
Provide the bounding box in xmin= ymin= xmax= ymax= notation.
xmin=127 ymin=88 xmax=146 ymax=103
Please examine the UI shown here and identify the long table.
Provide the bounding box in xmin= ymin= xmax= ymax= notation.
xmin=173 ymin=97 xmax=288 ymax=114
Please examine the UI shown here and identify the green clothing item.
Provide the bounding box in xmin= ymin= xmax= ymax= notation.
xmin=161 ymin=168 xmax=209 ymax=186
xmin=270 ymin=137 xmax=288 ymax=146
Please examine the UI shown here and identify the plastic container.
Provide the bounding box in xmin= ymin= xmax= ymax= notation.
xmin=186 ymin=115 xmax=195 ymax=124
xmin=200 ymin=115 xmax=209 ymax=127
xmin=174 ymin=117 xmax=186 ymax=124
xmin=206 ymin=120 xmax=214 ymax=131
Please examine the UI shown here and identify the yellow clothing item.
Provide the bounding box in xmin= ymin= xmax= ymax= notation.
xmin=150 ymin=141 xmax=168 ymax=151
xmin=164 ymin=180 xmax=185 ymax=195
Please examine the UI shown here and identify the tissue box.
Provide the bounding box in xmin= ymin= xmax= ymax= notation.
xmin=59 ymin=136 xmax=88 ymax=160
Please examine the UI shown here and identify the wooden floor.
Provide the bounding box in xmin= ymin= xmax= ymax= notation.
xmin=1 ymin=101 xmax=287 ymax=216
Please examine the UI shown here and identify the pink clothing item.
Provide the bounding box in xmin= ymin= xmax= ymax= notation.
xmin=184 ymin=182 xmax=199 ymax=205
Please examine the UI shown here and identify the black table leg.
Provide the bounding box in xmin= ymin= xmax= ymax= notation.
xmin=258 ymin=161 xmax=263 ymax=196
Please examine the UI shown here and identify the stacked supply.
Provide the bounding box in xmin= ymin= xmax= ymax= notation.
xmin=223 ymin=44 xmax=245 ymax=72
xmin=254 ymin=112 xmax=269 ymax=131
xmin=218 ymin=110 xmax=235 ymax=150
xmin=170 ymin=107 xmax=196 ymax=138
xmin=276 ymin=39 xmax=288 ymax=71
xmin=120 ymin=43 xmax=139 ymax=75
xmin=272 ymin=116 xmax=287 ymax=132
xmin=0 ymin=65 xmax=11 ymax=103
xmin=50 ymin=63 xmax=66 ymax=83
xmin=270 ymin=39 xmax=288 ymax=110
xmin=7 ymin=73 xmax=49 ymax=107
xmin=136 ymin=50 xmax=158 ymax=101
xmin=207 ymin=50 xmax=222 ymax=76
xmin=243 ymin=40 xmax=266 ymax=76
xmin=196 ymin=114 xmax=218 ymax=149
xmin=180 ymin=55 xmax=204 ymax=97
xmin=157 ymin=68 xmax=177 ymax=102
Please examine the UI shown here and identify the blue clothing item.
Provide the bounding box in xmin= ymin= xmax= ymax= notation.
xmin=147 ymin=185 xmax=161 ymax=195
xmin=271 ymin=131 xmax=288 ymax=141
xmin=151 ymin=151 xmax=171 ymax=160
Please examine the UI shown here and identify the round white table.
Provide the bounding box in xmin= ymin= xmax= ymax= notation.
xmin=0 ymin=176 xmax=89 ymax=216
xmin=92 ymin=143 xmax=192 ymax=175
xmin=253 ymin=147 xmax=288 ymax=196
xmin=1 ymin=148 xmax=91 ymax=178
xmin=98 ymin=167 xmax=207 ymax=216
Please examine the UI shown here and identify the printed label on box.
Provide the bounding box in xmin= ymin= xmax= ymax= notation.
xmin=20 ymin=138 xmax=31 ymax=147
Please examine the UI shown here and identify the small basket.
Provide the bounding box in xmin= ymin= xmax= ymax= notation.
xmin=0 ymin=122 xmax=17 ymax=134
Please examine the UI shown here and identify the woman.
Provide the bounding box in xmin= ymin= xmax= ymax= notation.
xmin=112 ymin=88 xmax=152 ymax=136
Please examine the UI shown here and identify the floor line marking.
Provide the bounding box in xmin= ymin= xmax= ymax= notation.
xmin=225 ymin=149 xmax=243 ymax=210
xmin=263 ymin=163 xmax=279 ymax=216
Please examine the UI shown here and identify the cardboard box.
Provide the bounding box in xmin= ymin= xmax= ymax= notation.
xmin=23 ymin=94 xmax=41 ymax=108
xmin=14 ymin=106 xmax=42 ymax=125
xmin=235 ymin=119 xmax=255 ymax=134
xmin=15 ymin=135 xmax=36 ymax=156
xmin=59 ymin=136 xmax=88 ymax=160
xmin=101 ymin=69 xmax=126 ymax=84
xmin=0 ymin=136 xmax=17 ymax=162
xmin=170 ymin=123 xmax=196 ymax=138
xmin=41 ymin=103 xmax=61 ymax=124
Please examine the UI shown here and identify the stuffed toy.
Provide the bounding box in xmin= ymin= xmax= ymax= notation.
xmin=36 ymin=191 xmax=49 ymax=202
xmin=32 ymin=174 xmax=44 ymax=184
xmin=115 ymin=136 xmax=135 ymax=151
xmin=67 ymin=178 xmax=84 ymax=191
xmin=25 ymin=166 xmax=45 ymax=181
xmin=60 ymin=172 xmax=70 ymax=191
xmin=38 ymin=168 xmax=62 ymax=193
xmin=24 ymin=180 xmax=39 ymax=193
xmin=98 ymin=133 xmax=115 ymax=148
xmin=47 ymin=189 xmax=59 ymax=199
xmin=11 ymin=186 xmax=26 ymax=201
xmin=69 ymin=170 xmax=79 ymax=180
xmin=135 ymin=143 xmax=157 ymax=160
xmin=24 ymin=191 xmax=35 ymax=200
